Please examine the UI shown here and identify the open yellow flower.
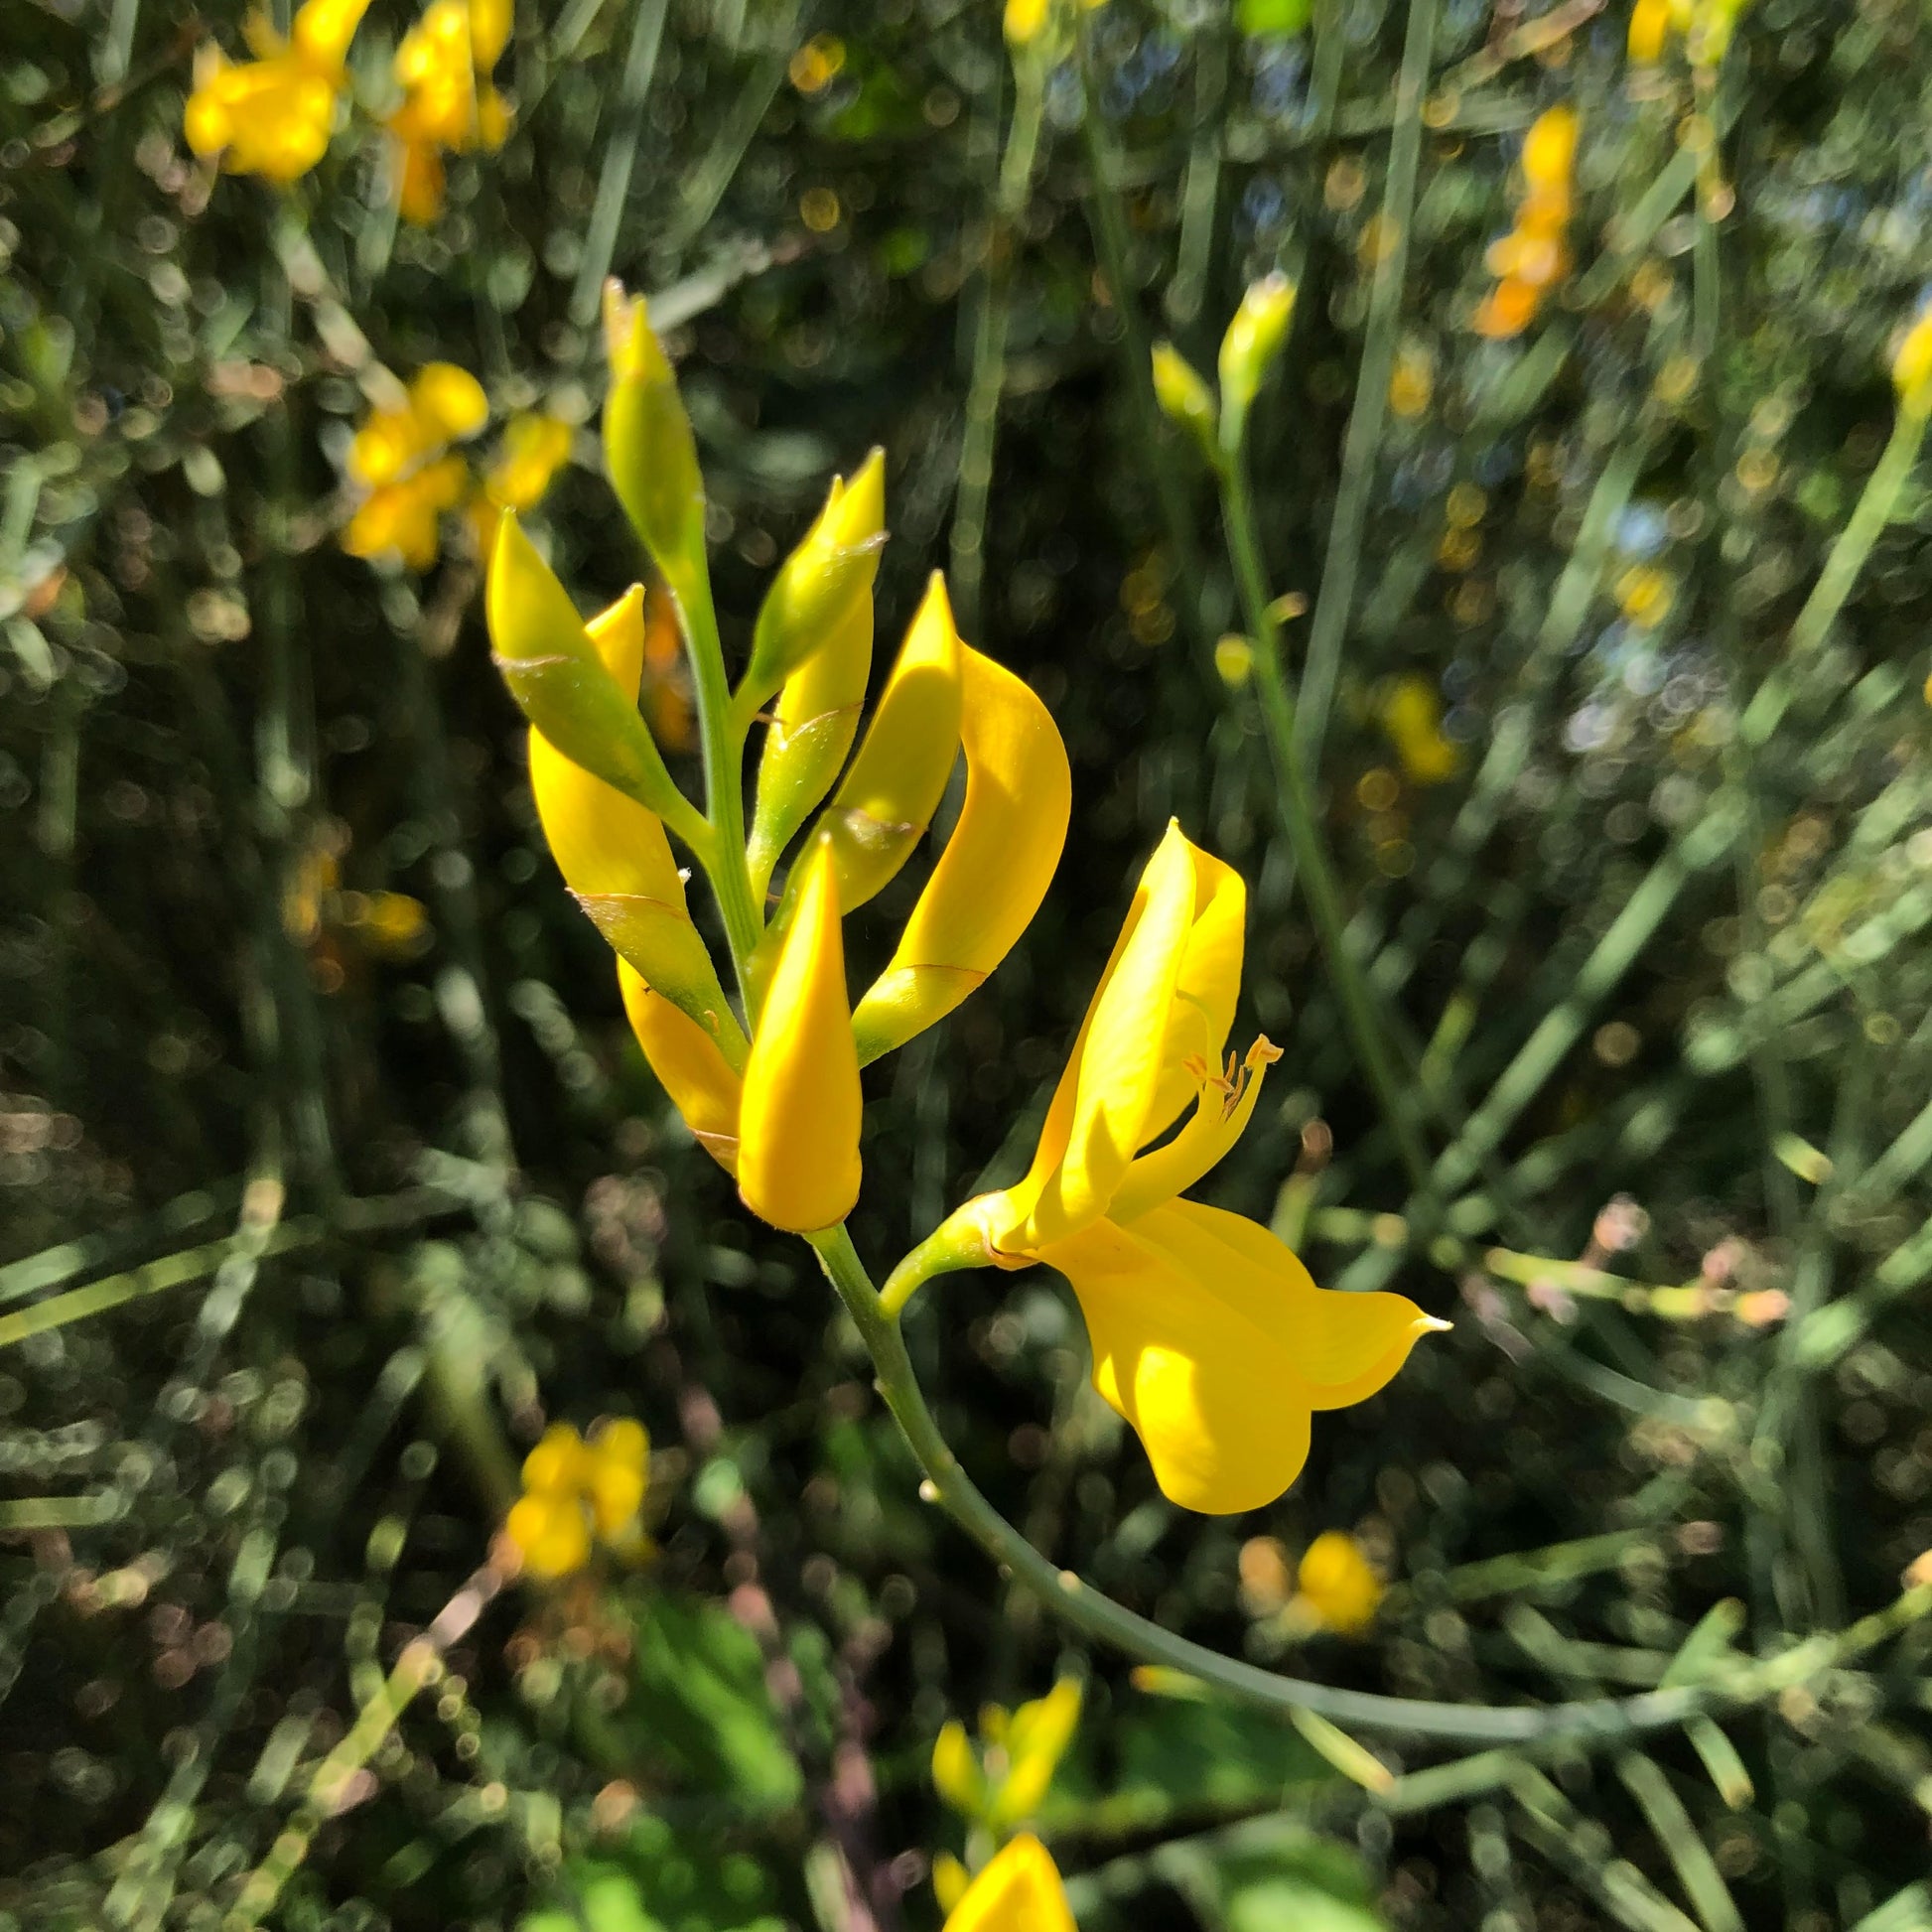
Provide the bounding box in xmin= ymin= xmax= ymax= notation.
xmin=503 ymin=1418 xmax=651 ymax=1580
xmin=184 ymin=0 xmax=371 ymax=182
xmin=941 ymin=1835 xmax=1076 ymax=1932
xmin=933 ymin=1679 xmax=1082 ymax=1829
xmin=923 ymin=823 xmax=1443 ymax=1515
xmin=343 ymin=362 xmax=488 ymax=570
xmin=387 ymin=0 xmax=514 ymax=222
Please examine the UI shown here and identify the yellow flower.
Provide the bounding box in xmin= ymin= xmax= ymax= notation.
xmin=503 ymin=1418 xmax=651 ymax=1580
xmin=925 ymin=824 xmax=1442 ymax=1515
xmin=469 ymin=412 xmax=574 ymax=555
xmin=1893 ymin=305 xmax=1932 ymax=421
xmin=183 ymin=0 xmax=371 ymax=183
xmin=941 ymin=1835 xmax=1077 ymax=1932
xmin=1290 ymin=1530 xmax=1384 ymax=1634
xmin=933 ymin=1680 xmax=1082 ymax=1829
xmin=387 ymin=0 xmax=513 ymax=223
xmin=1380 ymin=675 xmax=1460 ymax=784
xmin=343 ymin=362 xmax=488 ymax=570
xmin=1473 ymin=104 xmax=1576 ymax=340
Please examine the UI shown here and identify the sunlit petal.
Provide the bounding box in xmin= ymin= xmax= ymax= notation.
xmin=940 ymin=1834 xmax=1076 ymax=1932
xmin=619 ymin=962 xmax=744 ymax=1173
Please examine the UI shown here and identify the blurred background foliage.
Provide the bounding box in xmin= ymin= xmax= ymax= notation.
xmin=7 ymin=0 xmax=1932 ymax=1925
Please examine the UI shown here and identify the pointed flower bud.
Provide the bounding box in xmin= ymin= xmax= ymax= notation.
xmin=819 ymin=573 xmax=964 ymax=913
xmin=1218 ymin=273 xmax=1297 ymax=450
xmin=487 ymin=515 xmax=705 ymax=849
xmin=1151 ymin=342 xmax=1219 ymax=465
xmin=739 ymin=449 xmax=887 ymax=725
xmin=602 ymin=281 xmax=709 ymax=604
xmin=852 ymin=642 xmax=1070 ymax=1064
xmin=529 ymin=586 xmax=746 ymax=1056
xmin=737 ymin=840 xmax=864 ymax=1231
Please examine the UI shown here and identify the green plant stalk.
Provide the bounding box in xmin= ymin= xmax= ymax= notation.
xmin=672 ymin=562 xmax=764 ymax=994
xmin=950 ymin=57 xmax=1045 ymax=639
xmin=1293 ymin=0 xmax=1441 ymax=766
xmin=1219 ymin=459 xmax=1435 ymax=1194
xmin=1740 ymin=404 xmax=1929 ymax=747
xmin=813 ymin=1223 xmax=1932 ymax=1744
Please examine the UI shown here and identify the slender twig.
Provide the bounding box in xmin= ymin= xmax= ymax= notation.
xmin=810 ymin=1223 xmax=1932 ymax=1745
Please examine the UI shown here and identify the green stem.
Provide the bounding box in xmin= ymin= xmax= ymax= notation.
xmin=811 ymin=1224 xmax=1930 ymax=1743
xmin=1219 ymin=459 xmax=1434 ymax=1194
xmin=950 ymin=58 xmax=1045 ymax=639
xmin=673 ymin=563 xmax=763 ymax=995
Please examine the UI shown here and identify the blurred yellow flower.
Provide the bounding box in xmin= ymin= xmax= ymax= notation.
xmin=1475 ymin=104 xmax=1577 ymax=341
xmin=925 ymin=824 xmax=1442 ymax=1514
xmin=1380 ymin=675 xmax=1460 ymax=784
xmin=1629 ymin=0 xmax=1747 ymax=68
xmin=932 ymin=1679 xmax=1082 ymax=1829
xmin=1893 ymin=305 xmax=1932 ymax=421
xmin=503 ymin=1419 xmax=651 ymax=1580
xmin=1291 ymin=1530 xmax=1384 ymax=1634
xmin=388 ymin=0 xmax=514 ymax=223
xmin=184 ymin=0 xmax=371 ymax=183
xmin=941 ymin=1834 xmax=1076 ymax=1932
xmin=342 ymin=362 xmax=488 ymax=570
xmin=469 ymin=412 xmax=574 ymax=555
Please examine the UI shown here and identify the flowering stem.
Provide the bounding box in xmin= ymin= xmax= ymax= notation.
xmin=811 ymin=1223 xmax=1929 ymax=1744
xmin=673 ymin=565 xmax=764 ymax=993
xmin=1218 ymin=457 xmax=1435 ymax=1196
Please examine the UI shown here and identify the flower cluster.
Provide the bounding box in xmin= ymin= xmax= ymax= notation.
xmin=488 ymin=283 xmax=1072 ymax=1234
xmin=184 ymin=0 xmax=370 ymax=183
xmin=342 ymin=362 xmax=571 ymax=572
xmin=1475 ymin=104 xmax=1578 ymax=342
xmin=503 ymin=1419 xmax=650 ymax=1580
xmin=484 ymin=278 xmax=1435 ymax=1517
xmin=388 ymin=0 xmax=514 ymax=223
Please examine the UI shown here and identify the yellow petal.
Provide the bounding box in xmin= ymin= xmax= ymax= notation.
xmin=1109 ymin=1036 xmax=1280 ymax=1224
xmin=1295 ymin=1530 xmax=1384 ymax=1635
xmin=931 ymin=1718 xmax=987 ymax=1817
xmin=1521 ymin=103 xmax=1579 ymax=192
xmin=487 ymin=413 xmax=573 ymax=512
xmin=470 ymin=0 xmax=513 ymax=66
xmin=1142 ymin=841 xmax=1246 ymax=1142
xmin=851 ymin=642 xmax=1070 ymax=1064
xmin=291 ymin=0 xmax=371 ymax=68
xmin=409 ymin=361 xmax=488 ymax=442
xmin=520 ymin=1423 xmax=587 ymax=1495
xmin=992 ymin=1678 xmax=1081 ymax=1825
xmin=619 ymin=961 xmax=744 ymax=1173
xmin=941 ymin=1834 xmax=1076 ymax=1932
xmin=737 ymin=841 xmax=864 ymax=1231
xmin=1040 ymin=1201 xmax=1439 ymax=1513
xmin=1034 ymin=823 xmax=1196 ymax=1242
xmin=505 ymin=1492 xmax=591 ymax=1579
xmin=819 ymin=572 xmax=963 ymax=913
xmin=586 ymin=1418 xmax=649 ymax=1537
xmin=1627 ymin=0 xmax=1671 ymax=60
xmin=932 ymin=1853 xmax=971 ymax=1917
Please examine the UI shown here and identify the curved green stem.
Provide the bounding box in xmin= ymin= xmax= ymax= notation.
xmin=1219 ymin=458 xmax=1434 ymax=1195
xmin=809 ymin=1223 xmax=1932 ymax=1744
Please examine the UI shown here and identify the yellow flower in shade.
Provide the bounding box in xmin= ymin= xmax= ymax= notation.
xmin=503 ymin=1418 xmax=651 ymax=1580
xmin=941 ymin=1835 xmax=1077 ymax=1932
xmin=387 ymin=0 xmax=514 ymax=223
xmin=1893 ymin=305 xmax=1932 ymax=421
xmin=1290 ymin=1530 xmax=1384 ymax=1635
xmin=933 ymin=1680 xmax=1083 ymax=1830
xmin=184 ymin=0 xmax=371 ymax=182
xmin=343 ymin=362 xmax=488 ymax=570
xmin=1379 ymin=675 xmax=1460 ymax=784
xmin=917 ymin=824 xmax=1443 ymax=1515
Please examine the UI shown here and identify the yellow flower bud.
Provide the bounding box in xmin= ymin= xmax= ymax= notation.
xmin=619 ymin=963 xmax=745 ymax=1173
xmin=737 ymin=840 xmax=864 ymax=1232
xmin=931 ymin=1719 xmax=987 ymax=1818
xmin=487 ymin=515 xmax=699 ymax=843
xmin=1151 ymin=342 xmax=1218 ymax=462
xmin=602 ymin=281 xmax=709 ymax=603
xmin=818 ymin=573 xmax=964 ymax=913
xmin=740 ymin=450 xmax=887 ymax=723
xmin=1217 ymin=272 xmax=1297 ymax=447
xmin=931 ymin=1853 xmax=971 ymax=1918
